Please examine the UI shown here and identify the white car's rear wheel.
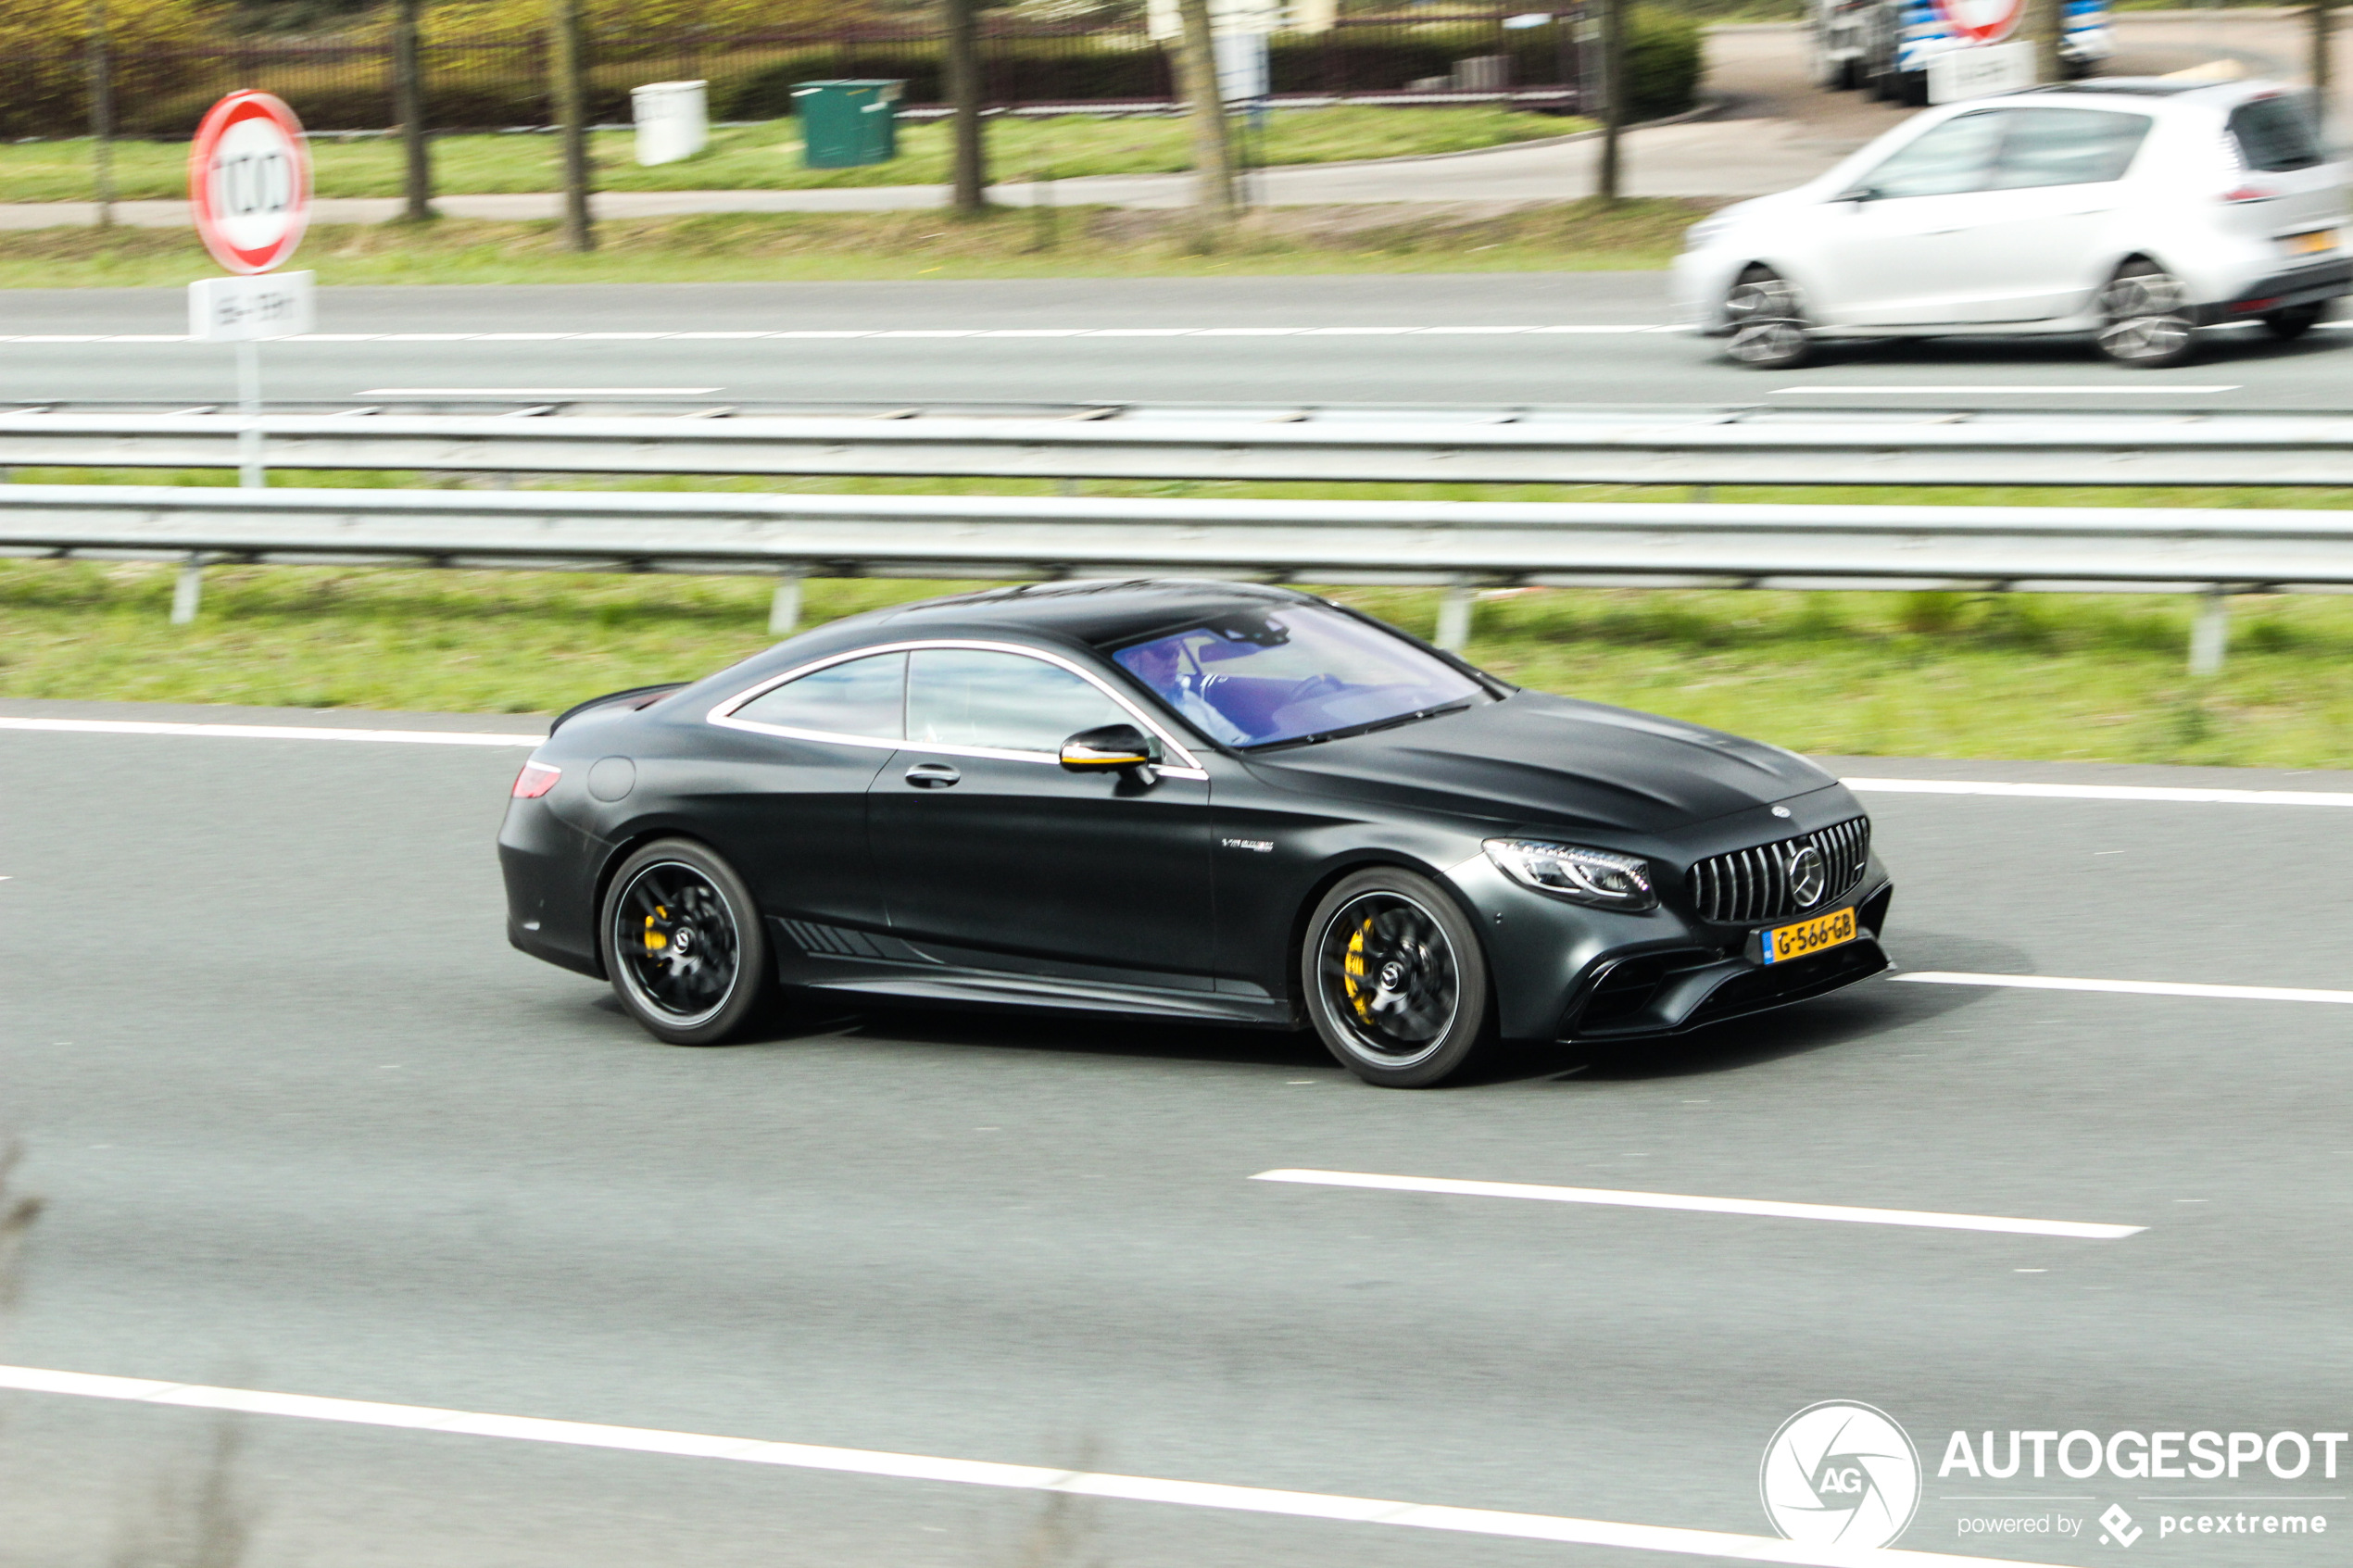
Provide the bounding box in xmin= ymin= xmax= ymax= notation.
xmin=2096 ymin=261 xmax=2197 ymax=368
xmin=1725 ymin=267 xmax=1814 ymax=370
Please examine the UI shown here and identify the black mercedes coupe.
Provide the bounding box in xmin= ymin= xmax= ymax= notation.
xmin=499 ymin=580 xmax=1893 ymax=1086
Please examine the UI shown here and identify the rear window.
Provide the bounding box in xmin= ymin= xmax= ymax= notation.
xmin=2229 ymin=96 xmax=2322 ymax=172
xmin=1990 ymin=108 xmax=2151 ymax=189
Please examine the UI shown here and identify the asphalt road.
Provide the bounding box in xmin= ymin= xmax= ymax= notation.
xmin=4 ymin=275 xmax=2350 ymax=415
xmin=2 ymin=697 xmax=2349 ymax=1567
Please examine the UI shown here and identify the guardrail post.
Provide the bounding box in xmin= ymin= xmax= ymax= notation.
xmin=2189 ymin=590 xmax=2230 ymax=676
xmin=1435 ymin=581 xmax=1477 ymax=653
xmin=768 ymin=571 xmax=806 ymax=636
xmin=170 ymin=552 xmax=205 ymax=625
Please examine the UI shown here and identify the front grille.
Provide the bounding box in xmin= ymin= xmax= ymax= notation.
xmin=1686 ymin=816 xmax=1870 ymax=925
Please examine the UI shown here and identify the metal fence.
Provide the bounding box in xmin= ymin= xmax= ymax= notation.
xmin=6 ymin=483 xmax=2341 ymax=670
xmin=9 ymin=407 xmax=2353 ymax=490
xmin=4 ymin=13 xmax=1586 ymax=140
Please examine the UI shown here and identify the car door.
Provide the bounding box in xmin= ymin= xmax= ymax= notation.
xmin=868 ymin=644 xmax=1219 ymax=988
xmin=702 ymin=648 xmax=904 ymax=933
xmin=1962 ymin=107 xmax=2154 ymax=321
xmin=1803 ymin=109 xmax=2011 ymax=326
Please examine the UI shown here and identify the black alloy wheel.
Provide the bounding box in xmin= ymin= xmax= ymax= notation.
xmin=2095 ymin=260 xmax=2197 ymax=368
xmin=1724 ymin=266 xmax=1815 ymax=370
xmin=599 ymin=838 xmax=771 ymax=1046
xmin=1302 ymin=868 xmax=1492 ymax=1088
xmin=2263 ymin=303 xmax=2325 ymax=341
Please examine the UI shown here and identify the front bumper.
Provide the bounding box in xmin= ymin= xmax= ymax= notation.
xmin=2193 ymin=257 xmax=2353 ymax=326
xmin=1560 ymin=875 xmax=1894 ymax=1041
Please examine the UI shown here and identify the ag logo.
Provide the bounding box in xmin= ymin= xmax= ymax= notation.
xmin=1760 ymin=1402 xmax=1921 ymax=1549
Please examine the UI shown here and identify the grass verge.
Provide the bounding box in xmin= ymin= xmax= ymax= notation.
xmin=2 ymin=108 xmax=1582 ymax=205
xmin=0 ymin=198 xmax=1705 ymax=286
xmin=4 ymin=556 xmax=2347 ymax=770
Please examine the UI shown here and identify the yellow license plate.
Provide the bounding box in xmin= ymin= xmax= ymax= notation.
xmin=1761 ymin=907 xmax=1856 ymax=965
xmin=2284 ymin=229 xmax=2338 ymax=256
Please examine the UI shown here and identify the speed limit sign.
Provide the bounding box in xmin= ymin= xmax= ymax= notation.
xmin=1930 ymin=0 xmax=2026 ymax=45
xmin=187 ymin=91 xmax=311 ymax=275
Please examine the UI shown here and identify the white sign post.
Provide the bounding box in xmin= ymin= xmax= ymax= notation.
xmin=187 ymin=92 xmax=311 ymax=491
xmin=181 ymin=90 xmax=313 ymax=623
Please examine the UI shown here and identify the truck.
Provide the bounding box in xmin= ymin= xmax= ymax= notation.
xmin=1813 ymin=0 xmax=2112 ymax=105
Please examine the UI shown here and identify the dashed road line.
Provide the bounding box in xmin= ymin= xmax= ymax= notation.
xmin=1252 ymin=1169 xmax=2143 ymax=1239
xmin=352 ymin=386 xmax=721 ymax=397
xmin=0 ymin=1363 xmax=2042 ymax=1568
xmin=1845 ymin=777 xmax=2353 ymax=807
xmin=1767 ymin=385 xmax=2240 ymax=395
xmin=1893 ymin=972 xmax=2353 ymax=1006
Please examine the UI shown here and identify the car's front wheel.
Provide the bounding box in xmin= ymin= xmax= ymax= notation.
xmin=599 ymin=838 xmax=771 ymax=1046
xmin=2095 ymin=260 xmax=2197 ymax=368
xmin=1724 ymin=266 xmax=1814 ymax=370
xmin=1302 ymin=869 xmax=1492 ymax=1088
xmin=2263 ymin=303 xmax=2325 ymax=341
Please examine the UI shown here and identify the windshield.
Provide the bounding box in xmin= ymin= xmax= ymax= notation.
xmin=1110 ymin=603 xmax=1487 ymax=748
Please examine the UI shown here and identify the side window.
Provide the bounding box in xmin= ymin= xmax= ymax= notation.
xmin=906 ymin=648 xmax=1130 ymax=756
xmin=1991 ymin=108 xmax=2152 ymax=190
xmin=2229 ymin=96 xmax=2322 ymax=172
xmin=1856 ymin=112 xmax=2007 ymax=199
xmin=733 ymin=651 xmax=904 ymax=739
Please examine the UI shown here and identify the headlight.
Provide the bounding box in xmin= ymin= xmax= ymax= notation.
xmin=1483 ymin=840 xmax=1658 ymax=910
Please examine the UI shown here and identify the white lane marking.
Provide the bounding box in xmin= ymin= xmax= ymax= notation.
xmin=1843 ymin=777 xmax=2353 ymax=807
xmin=351 ymin=387 xmax=721 ymax=397
xmin=1768 ymin=385 xmax=2240 ymax=395
xmin=1252 ymin=1170 xmax=2142 ymax=1240
xmin=0 ymin=717 xmax=540 ymax=746
xmin=0 ymin=325 xmax=1675 ymax=346
xmin=1893 ymin=972 xmax=2353 ymax=1006
xmin=0 ymin=1363 xmax=2042 ymax=1568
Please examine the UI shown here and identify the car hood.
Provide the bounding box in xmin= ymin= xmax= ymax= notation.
xmin=1239 ymin=690 xmax=1836 ymax=834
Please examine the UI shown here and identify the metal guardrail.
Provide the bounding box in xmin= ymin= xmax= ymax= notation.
xmin=8 ymin=483 xmax=2345 ymax=669
xmin=9 ymin=408 xmax=2353 ymax=488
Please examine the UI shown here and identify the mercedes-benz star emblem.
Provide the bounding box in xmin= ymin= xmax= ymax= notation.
xmin=1787 ymin=846 xmax=1827 ymax=908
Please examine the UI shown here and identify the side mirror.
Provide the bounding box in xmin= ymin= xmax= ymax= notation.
xmin=1060 ymin=723 xmax=1160 ymax=776
xmin=1836 ymin=184 xmax=1880 ymax=204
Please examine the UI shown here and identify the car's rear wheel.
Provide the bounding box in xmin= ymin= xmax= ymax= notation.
xmin=1725 ymin=266 xmax=1814 ymax=370
xmin=2095 ymin=260 xmax=2197 ymax=368
xmin=600 ymin=839 xmax=771 ymax=1046
xmin=1302 ymin=869 xmax=1491 ymax=1088
xmin=2263 ymin=303 xmax=2325 ymax=341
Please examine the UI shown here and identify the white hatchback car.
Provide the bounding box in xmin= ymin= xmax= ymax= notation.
xmin=1673 ymin=79 xmax=2349 ymax=368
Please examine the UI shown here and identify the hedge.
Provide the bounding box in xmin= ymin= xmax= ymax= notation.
xmin=0 ymin=12 xmax=1702 ymax=139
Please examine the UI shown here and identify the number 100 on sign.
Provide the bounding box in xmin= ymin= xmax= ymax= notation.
xmin=188 ymin=92 xmax=312 ymax=275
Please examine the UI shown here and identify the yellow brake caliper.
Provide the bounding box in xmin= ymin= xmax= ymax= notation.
xmin=1343 ymin=921 xmax=1372 ymax=1021
xmin=643 ymin=904 xmax=669 ymax=952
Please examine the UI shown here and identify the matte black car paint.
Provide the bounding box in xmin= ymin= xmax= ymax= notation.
xmin=498 ymin=581 xmax=1893 ymax=1042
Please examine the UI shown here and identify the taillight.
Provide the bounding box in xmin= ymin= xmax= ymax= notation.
xmin=512 ymin=761 xmax=561 ymax=798
xmin=2221 ymin=184 xmax=2274 ymax=202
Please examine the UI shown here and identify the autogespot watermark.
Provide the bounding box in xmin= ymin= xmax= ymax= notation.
xmin=1763 ymin=1409 xmax=2344 ymax=1552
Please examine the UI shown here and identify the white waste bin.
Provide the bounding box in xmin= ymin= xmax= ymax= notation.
xmin=633 ymin=80 xmax=709 ymax=167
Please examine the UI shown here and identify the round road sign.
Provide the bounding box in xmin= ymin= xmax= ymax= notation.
xmin=188 ymin=91 xmax=311 ymax=275
xmin=1930 ymin=0 xmax=2025 ymax=45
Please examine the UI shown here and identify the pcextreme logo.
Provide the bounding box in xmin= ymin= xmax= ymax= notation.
xmin=1760 ymin=1401 xmax=1923 ymax=1549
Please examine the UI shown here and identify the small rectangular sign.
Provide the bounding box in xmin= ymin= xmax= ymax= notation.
xmin=1927 ymin=41 xmax=2037 ymax=105
xmin=187 ymin=270 xmax=315 ymax=343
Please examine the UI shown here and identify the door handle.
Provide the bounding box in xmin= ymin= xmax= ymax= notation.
xmin=903 ymin=762 xmax=960 ymax=789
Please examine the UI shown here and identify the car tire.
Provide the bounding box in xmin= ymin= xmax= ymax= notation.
xmin=2263 ymin=303 xmax=2325 ymax=341
xmin=1302 ymin=868 xmax=1492 ymax=1088
xmin=599 ymin=838 xmax=772 ymax=1046
xmin=1724 ymin=266 xmax=1815 ymax=370
xmin=2095 ymin=259 xmax=2198 ymax=368
xmin=1895 ymin=70 xmax=1929 ymax=107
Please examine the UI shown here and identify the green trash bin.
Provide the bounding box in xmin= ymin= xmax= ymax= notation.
xmin=793 ymin=80 xmax=903 ymax=169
